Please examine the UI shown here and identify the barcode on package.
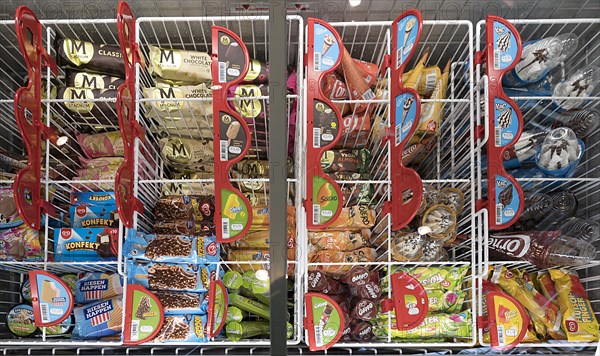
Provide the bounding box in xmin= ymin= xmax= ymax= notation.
xmin=41 ymin=303 xmax=50 ymax=323
xmin=312 ymin=204 xmax=321 ymax=225
xmin=222 ymin=218 xmax=230 ymax=239
xmin=130 ymin=320 xmax=140 ymax=341
xmin=494 ymin=50 xmax=501 ymax=70
xmin=314 ymin=52 xmax=322 ymax=71
xmin=395 ymin=124 xmax=402 ymax=146
xmin=495 ymin=127 xmax=502 ymax=146
xmin=313 ymin=128 xmax=321 ymax=148
xmin=363 ymin=89 xmax=375 ymax=101
xmin=497 ymin=324 xmax=505 ymax=345
xmin=314 ymin=325 xmax=324 ymax=346
xmin=426 ymin=72 xmax=437 ymax=92
xmin=396 ymin=48 xmax=402 ymax=68
xmin=220 ymin=140 xmax=228 ymax=161
xmin=219 ymin=62 xmax=227 ymax=82
xmin=496 ymin=204 xmax=503 ymax=225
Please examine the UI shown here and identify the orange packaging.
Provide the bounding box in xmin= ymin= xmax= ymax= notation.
xmin=308 ymin=230 xmax=370 ymax=251
xmin=308 ymin=247 xmax=377 ymax=276
xmin=321 ymin=72 xmax=350 ymax=115
xmin=352 ymin=59 xmax=378 ymax=87
xmin=535 ymin=271 xmax=559 ymax=307
xmin=250 ymin=205 xmax=296 ymax=229
xmin=231 ymin=228 xmax=297 ymax=249
xmin=326 ymin=205 xmax=376 ymax=230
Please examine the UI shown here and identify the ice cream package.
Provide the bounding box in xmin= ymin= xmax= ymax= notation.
xmin=388 ymin=265 xmax=469 ymax=292
xmin=153 ymin=314 xmax=208 ymax=343
xmin=65 ymin=70 xmax=124 ymax=90
xmin=320 ymin=149 xmax=372 ymax=174
xmin=0 ymin=187 xmax=23 ymax=229
xmin=159 ymin=137 xmax=213 ymax=172
xmin=124 ymin=231 xmax=220 ymax=264
xmin=56 ymin=38 xmax=125 ymax=77
xmin=148 ymin=45 xmax=211 ymax=84
xmin=549 ymin=268 xmax=599 ymax=342
xmin=127 ymin=261 xmax=219 ymax=293
xmin=75 ymin=272 xmax=123 ymax=304
xmin=491 ymin=266 xmax=563 ymax=340
xmin=70 ymin=191 xmax=116 ymax=206
xmin=72 ymin=296 xmax=123 ymax=340
xmin=326 ymin=205 xmax=376 ymax=230
xmin=77 ymin=131 xmax=124 ymax=159
xmin=155 ymin=291 xmax=208 ymax=315
xmin=55 ymin=228 xmax=118 ymax=262
xmin=373 ymin=311 xmax=472 ymax=340
xmin=56 ymin=87 xmax=118 ymax=125
xmin=143 ymin=83 xmax=212 ymax=119
xmin=0 ymin=225 xmax=43 ymax=262
xmin=70 ymin=205 xmax=119 ymax=228
xmin=153 ymin=219 xmax=216 ymax=237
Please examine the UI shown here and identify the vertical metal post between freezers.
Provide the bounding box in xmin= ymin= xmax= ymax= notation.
xmin=269 ymin=1 xmax=289 ymax=355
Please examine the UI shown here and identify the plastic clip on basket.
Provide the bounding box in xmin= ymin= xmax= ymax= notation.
xmin=475 ymin=16 xmax=524 ymax=230
xmin=115 ymin=0 xmax=145 ymax=228
xmin=304 ymin=18 xmax=345 ymax=229
xmin=12 ymin=6 xmax=59 ymax=230
xmin=383 ymin=9 xmax=424 ymax=231
xmin=211 ymin=26 xmax=254 ymax=243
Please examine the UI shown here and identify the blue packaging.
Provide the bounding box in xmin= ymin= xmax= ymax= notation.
xmin=124 ymin=230 xmax=220 ymax=264
xmin=70 ymin=205 xmax=119 ymax=228
xmin=70 ymin=192 xmax=116 ymax=206
xmin=153 ymin=314 xmax=208 ymax=343
xmin=75 ymin=272 xmax=123 ymax=304
xmin=55 ymin=228 xmax=118 ymax=262
xmin=73 ymin=296 xmax=123 ymax=340
xmin=127 ymin=261 xmax=219 ymax=293
xmin=154 ymin=291 xmax=208 ymax=315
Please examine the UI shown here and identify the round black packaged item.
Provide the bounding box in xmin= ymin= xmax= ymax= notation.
xmin=6 ymin=304 xmax=38 ymax=338
xmin=21 ymin=279 xmax=32 ymax=303
xmin=46 ymin=314 xmax=74 ymax=337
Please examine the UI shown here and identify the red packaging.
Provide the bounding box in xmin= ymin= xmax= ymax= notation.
xmin=336 ymin=113 xmax=371 ymax=148
xmin=321 ymin=72 xmax=349 ymax=115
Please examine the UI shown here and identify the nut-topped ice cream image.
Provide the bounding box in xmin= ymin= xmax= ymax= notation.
xmin=403 ymin=18 xmax=417 ymax=47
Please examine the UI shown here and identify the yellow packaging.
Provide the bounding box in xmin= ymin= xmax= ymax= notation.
xmin=492 ymin=266 xmax=560 ymax=340
xmin=402 ymin=65 xmax=441 ymax=97
xmin=549 ymin=268 xmax=599 ymax=342
xmin=416 ymin=59 xmax=451 ymax=137
xmin=403 ymin=47 xmax=430 ymax=89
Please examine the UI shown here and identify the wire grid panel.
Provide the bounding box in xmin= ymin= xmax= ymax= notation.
xmin=133 ymin=15 xmax=305 ymax=345
xmin=0 ymin=18 xmax=129 ymax=345
xmin=475 ymin=18 xmax=600 ymax=350
xmin=303 ymin=19 xmax=476 ymax=348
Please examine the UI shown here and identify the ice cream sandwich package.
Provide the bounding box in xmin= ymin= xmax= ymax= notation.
xmin=56 ymin=38 xmax=125 ymax=77
xmin=153 ymin=314 xmax=208 ymax=343
xmin=549 ymin=268 xmax=599 ymax=342
xmin=153 ymin=220 xmax=216 ymax=237
xmin=75 ymin=272 xmax=123 ymax=304
xmin=124 ymin=231 xmax=219 ymax=264
xmin=77 ymin=131 xmax=124 ymax=159
xmin=127 ymin=261 xmax=219 ymax=293
xmin=155 ymin=291 xmax=208 ymax=315
xmin=55 ymin=228 xmax=118 ymax=262
xmin=65 ymin=70 xmax=124 ymax=90
xmin=73 ymin=296 xmax=123 ymax=340
xmin=70 ymin=205 xmax=119 ymax=228
xmin=143 ymin=84 xmax=212 ymax=119
xmin=149 ymin=45 xmax=211 ymax=84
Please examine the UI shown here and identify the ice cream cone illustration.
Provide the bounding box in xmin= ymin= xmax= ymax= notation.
xmin=226 ymin=121 xmax=241 ymax=145
xmin=322 ymin=34 xmax=336 ymax=56
xmin=402 ymin=96 xmax=414 ymax=125
xmin=404 ymin=18 xmax=417 ymax=47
